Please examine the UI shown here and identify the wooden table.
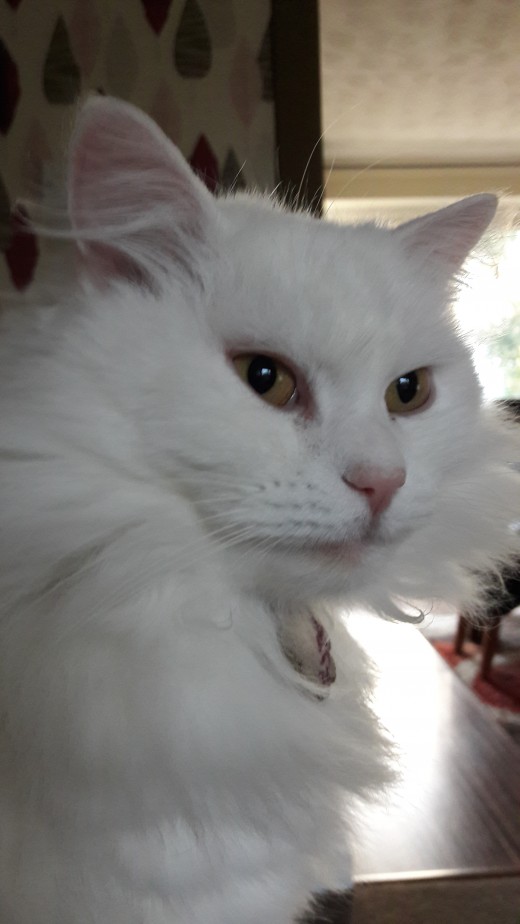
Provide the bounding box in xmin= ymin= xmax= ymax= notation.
xmin=343 ymin=612 xmax=520 ymax=922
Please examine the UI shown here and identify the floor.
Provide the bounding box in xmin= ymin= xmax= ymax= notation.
xmin=343 ymin=611 xmax=520 ymax=880
xmin=421 ymin=608 xmax=520 ymax=743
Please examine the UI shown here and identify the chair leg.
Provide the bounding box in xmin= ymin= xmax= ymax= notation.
xmin=480 ymin=622 xmax=501 ymax=681
xmin=454 ymin=615 xmax=467 ymax=655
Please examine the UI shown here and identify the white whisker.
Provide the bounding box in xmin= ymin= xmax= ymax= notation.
xmin=295 ymin=116 xmax=343 ymax=212
xmin=177 ymin=475 xmax=261 ymax=494
xmin=187 ymin=495 xmax=244 ymax=507
xmin=323 ymin=155 xmax=388 ymax=218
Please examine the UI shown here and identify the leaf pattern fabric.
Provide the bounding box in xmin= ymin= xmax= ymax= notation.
xmin=0 ymin=0 xmax=275 ymax=291
xmin=0 ymin=39 xmax=20 ymax=134
xmin=43 ymin=16 xmax=81 ymax=105
xmin=174 ymin=0 xmax=211 ymax=79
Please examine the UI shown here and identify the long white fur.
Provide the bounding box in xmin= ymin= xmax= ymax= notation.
xmin=0 ymin=97 xmax=518 ymax=923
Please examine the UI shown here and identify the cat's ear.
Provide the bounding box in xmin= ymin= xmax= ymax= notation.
xmin=394 ymin=194 xmax=497 ymax=275
xmin=68 ymin=95 xmax=217 ymax=290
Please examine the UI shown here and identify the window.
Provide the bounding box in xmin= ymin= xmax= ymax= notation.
xmin=458 ymin=229 xmax=520 ymax=399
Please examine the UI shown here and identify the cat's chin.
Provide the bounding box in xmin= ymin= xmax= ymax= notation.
xmin=253 ymin=536 xmax=371 ymax=575
xmin=275 ymin=519 xmax=413 ymax=564
xmin=234 ymin=521 xmax=412 ymax=572
xmin=237 ymin=535 xmax=367 ymax=564
xmin=242 ymin=530 xmax=408 ymax=607
xmin=310 ymin=539 xmax=366 ymax=565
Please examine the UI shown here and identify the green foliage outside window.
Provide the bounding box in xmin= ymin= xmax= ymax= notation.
xmin=487 ymin=305 xmax=520 ymax=398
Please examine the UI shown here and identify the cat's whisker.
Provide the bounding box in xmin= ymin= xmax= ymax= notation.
xmin=227 ymin=159 xmax=247 ymax=195
xmin=177 ymin=523 xmax=261 ymax=561
xmin=192 ymin=510 xmax=247 ymax=528
xmin=179 ymin=485 xmax=248 ymax=497
xmin=186 ymin=496 xmax=245 ymax=508
xmin=222 ymin=525 xmax=297 ymax=577
xmin=30 ymin=517 xmax=250 ymax=611
xmin=175 ymin=472 xmax=243 ymax=483
xmin=98 ymin=527 xmax=264 ymax=610
xmin=322 ymin=157 xmax=336 ymax=205
xmin=46 ymin=524 xmax=265 ymax=643
xmin=268 ymin=180 xmax=284 ymax=203
xmin=145 ymin=520 xmax=263 ymax=571
xmin=294 ymin=116 xmax=343 ymax=213
xmin=148 ymin=526 xmax=278 ymax=585
xmin=176 ymin=475 xmax=262 ymax=494
xmin=323 ymin=155 xmax=388 ymax=217
xmin=182 ymin=479 xmax=248 ymax=501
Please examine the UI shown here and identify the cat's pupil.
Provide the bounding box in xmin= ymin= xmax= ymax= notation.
xmin=247 ymin=356 xmax=278 ymax=394
xmin=396 ymin=371 xmax=418 ymax=403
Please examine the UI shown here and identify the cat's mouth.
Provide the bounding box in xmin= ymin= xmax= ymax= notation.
xmin=220 ymin=518 xmax=412 ymax=565
xmin=311 ymin=539 xmax=366 ymax=564
xmin=283 ymin=520 xmax=413 ymax=564
xmin=254 ymin=533 xmax=372 ymax=565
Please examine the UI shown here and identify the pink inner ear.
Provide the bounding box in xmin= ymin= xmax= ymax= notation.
xmin=68 ymin=97 xmax=213 ymax=287
xmin=396 ymin=194 xmax=498 ymax=275
xmin=70 ymin=101 xmax=168 ymax=227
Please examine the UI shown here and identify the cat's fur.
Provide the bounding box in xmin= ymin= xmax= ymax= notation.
xmin=0 ymin=97 xmax=518 ymax=923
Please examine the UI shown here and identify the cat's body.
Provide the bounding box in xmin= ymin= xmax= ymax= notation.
xmin=0 ymin=98 xmax=518 ymax=923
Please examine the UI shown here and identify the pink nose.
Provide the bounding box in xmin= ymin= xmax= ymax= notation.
xmin=344 ymin=465 xmax=406 ymax=516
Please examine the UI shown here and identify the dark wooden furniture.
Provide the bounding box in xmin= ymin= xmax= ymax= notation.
xmin=455 ymin=586 xmax=520 ymax=681
xmin=456 ymin=399 xmax=520 ymax=679
xmin=351 ymin=873 xmax=520 ymax=924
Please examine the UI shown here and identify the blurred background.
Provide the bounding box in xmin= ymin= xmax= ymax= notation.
xmin=320 ymin=0 xmax=520 ymax=400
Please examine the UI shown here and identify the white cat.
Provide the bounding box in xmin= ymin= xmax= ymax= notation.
xmin=0 ymin=97 xmax=518 ymax=924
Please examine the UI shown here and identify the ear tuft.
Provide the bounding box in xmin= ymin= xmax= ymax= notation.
xmin=68 ymin=95 xmax=216 ymax=289
xmin=394 ymin=194 xmax=498 ymax=276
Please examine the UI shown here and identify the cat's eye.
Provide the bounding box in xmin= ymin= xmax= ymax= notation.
xmin=233 ymin=354 xmax=297 ymax=408
xmin=385 ymin=367 xmax=431 ymax=414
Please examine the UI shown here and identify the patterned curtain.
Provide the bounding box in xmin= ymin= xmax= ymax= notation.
xmin=0 ymin=0 xmax=275 ymax=291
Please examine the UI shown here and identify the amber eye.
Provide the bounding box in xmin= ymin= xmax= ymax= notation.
xmin=385 ymin=367 xmax=431 ymax=414
xmin=233 ymin=354 xmax=297 ymax=407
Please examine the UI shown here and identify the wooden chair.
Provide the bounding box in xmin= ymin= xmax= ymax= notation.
xmin=456 ymin=399 xmax=520 ymax=680
xmin=455 ymin=566 xmax=520 ymax=681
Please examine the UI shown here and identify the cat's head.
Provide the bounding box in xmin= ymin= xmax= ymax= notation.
xmin=64 ymin=97 xmax=516 ymax=615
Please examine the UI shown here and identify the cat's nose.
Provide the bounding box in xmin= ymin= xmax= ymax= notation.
xmin=343 ymin=465 xmax=406 ymax=517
